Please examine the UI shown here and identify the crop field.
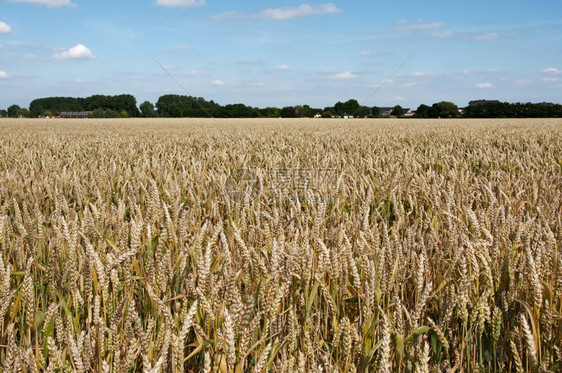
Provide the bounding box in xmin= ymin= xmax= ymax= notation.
xmin=0 ymin=118 xmax=561 ymax=372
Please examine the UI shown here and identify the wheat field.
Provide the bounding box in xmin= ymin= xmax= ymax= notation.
xmin=0 ymin=118 xmax=561 ymax=372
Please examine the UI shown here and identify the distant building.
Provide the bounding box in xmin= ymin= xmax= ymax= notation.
xmin=403 ymin=108 xmax=414 ymax=117
xmin=60 ymin=111 xmax=91 ymax=119
xmin=379 ymin=107 xmax=411 ymax=116
xmin=379 ymin=107 xmax=394 ymax=116
xmin=468 ymin=100 xmax=500 ymax=106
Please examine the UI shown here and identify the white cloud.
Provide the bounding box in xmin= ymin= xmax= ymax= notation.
xmin=412 ymin=71 xmax=441 ymax=77
xmin=178 ymin=70 xmax=201 ymax=77
xmin=7 ymin=0 xmax=76 ymax=7
xmin=0 ymin=22 xmax=12 ymax=34
xmin=211 ymin=80 xmax=225 ymax=86
xmin=395 ymin=96 xmax=404 ymax=100
xmin=360 ymin=51 xmax=383 ymax=56
xmin=396 ymin=20 xmax=444 ymax=31
xmin=330 ymin=71 xmax=358 ymax=80
xmin=432 ymin=30 xmax=452 ymax=38
xmin=475 ymin=82 xmax=494 ymax=88
xmin=542 ymin=67 xmax=560 ymax=74
xmin=257 ymin=3 xmax=340 ymax=20
xmin=403 ymin=82 xmax=417 ymax=87
xmin=212 ymin=11 xmax=245 ymax=20
xmin=166 ymin=45 xmax=192 ymax=51
xmin=0 ymin=71 xmax=8 ymax=79
xmin=541 ymin=77 xmax=559 ymax=83
xmin=20 ymin=53 xmax=41 ymax=61
xmin=472 ymin=32 xmax=500 ymax=40
xmin=276 ymin=64 xmax=291 ymax=71
xmin=53 ymin=44 xmax=95 ymax=60
xmin=156 ymin=0 xmax=205 ymax=8
xmin=214 ymin=3 xmax=341 ymax=21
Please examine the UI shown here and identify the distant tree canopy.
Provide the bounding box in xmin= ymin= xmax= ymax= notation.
xmin=5 ymin=94 xmax=562 ymax=120
xmin=415 ymin=101 xmax=459 ymax=118
xmin=29 ymin=94 xmax=140 ymax=117
xmin=391 ymin=105 xmax=404 ymax=117
xmin=463 ymin=102 xmax=562 ymax=118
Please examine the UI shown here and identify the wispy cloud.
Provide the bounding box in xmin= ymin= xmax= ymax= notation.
xmin=475 ymin=82 xmax=494 ymax=88
xmin=0 ymin=71 xmax=8 ymax=79
xmin=211 ymin=80 xmax=225 ymax=86
xmin=156 ymin=0 xmax=205 ymax=8
xmin=541 ymin=77 xmax=559 ymax=83
xmin=166 ymin=45 xmax=192 ymax=51
xmin=7 ymin=0 xmax=76 ymax=7
xmin=430 ymin=30 xmax=501 ymax=40
xmin=432 ymin=30 xmax=452 ymax=38
xmin=360 ymin=51 xmax=384 ymax=56
xmin=515 ymin=79 xmax=533 ymax=85
xmin=0 ymin=22 xmax=12 ymax=34
xmin=329 ymin=71 xmax=358 ymax=80
xmin=20 ymin=53 xmax=41 ymax=61
xmin=276 ymin=64 xmax=291 ymax=71
xmin=470 ymin=32 xmax=501 ymax=40
xmin=53 ymin=44 xmax=95 ymax=60
xmin=411 ymin=72 xmax=442 ymax=77
xmin=178 ymin=70 xmax=201 ymax=77
xmin=395 ymin=20 xmax=444 ymax=31
xmin=542 ymin=67 xmax=560 ymax=74
xmin=214 ymin=3 xmax=341 ymax=21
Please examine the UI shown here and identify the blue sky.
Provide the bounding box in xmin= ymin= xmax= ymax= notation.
xmin=1 ymin=0 xmax=561 ymax=110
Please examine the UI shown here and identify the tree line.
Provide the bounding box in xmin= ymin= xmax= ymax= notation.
xmin=1 ymin=94 xmax=560 ymax=118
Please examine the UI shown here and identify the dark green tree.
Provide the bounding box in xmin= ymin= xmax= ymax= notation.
xmin=7 ymin=104 xmax=21 ymax=118
xmin=370 ymin=106 xmax=381 ymax=118
xmin=391 ymin=105 xmax=404 ymax=117
xmin=104 ymin=109 xmax=121 ymax=118
xmin=16 ymin=108 xmax=31 ymax=118
xmin=280 ymin=106 xmax=297 ymax=118
xmin=343 ymin=99 xmax=360 ymax=116
xmin=0 ymin=109 xmax=7 ymax=117
xmin=356 ymin=106 xmax=371 ymax=118
xmin=140 ymin=101 xmax=157 ymax=117
xmin=415 ymin=104 xmax=430 ymax=118
xmin=333 ymin=101 xmax=345 ymax=117
xmin=438 ymin=101 xmax=459 ymax=118
xmin=89 ymin=108 xmax=105 ymax=118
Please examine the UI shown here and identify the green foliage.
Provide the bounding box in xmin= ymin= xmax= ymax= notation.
xmin=370 ymin=106 xmax=381 ymax=118
xmin=104 ymin=109 xmax=121 ymax=118
xmin=356 ymin=105 xmax=371 ymax=118
xmin=7 ymin=104 xmax=21 ymax=118
xmin=464 ymin=101 xmax=562 ymax=118
xmin=280 ymin=106 xmax=297 ymax=118
xmin=89 ymin=108 xmax=105 ymax=118
xmin=391 ymin=105 xmax=404 ymax=117
xmin=16 ymin=108 xmax=30 ymax=118
xmin=139 ymin=101 xmax=157 ymax=117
